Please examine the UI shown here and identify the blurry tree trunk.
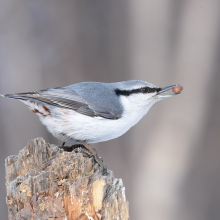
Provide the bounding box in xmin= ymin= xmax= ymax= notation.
xmin=5 ymin=138 xmax=129 ymax=220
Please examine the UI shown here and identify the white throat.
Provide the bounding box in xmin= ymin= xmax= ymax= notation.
xmin=119 ymin=93 xmax=158 ymax=129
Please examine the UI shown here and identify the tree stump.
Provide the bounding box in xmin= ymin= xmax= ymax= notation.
xmin=5 ymin=138 xmax=129 ymax=220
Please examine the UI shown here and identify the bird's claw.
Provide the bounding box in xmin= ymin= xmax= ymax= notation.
xmin=60 ymin=142 xmax=107 ymax=174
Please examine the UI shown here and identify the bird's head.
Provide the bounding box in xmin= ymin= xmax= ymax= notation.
xmin=114 ymin=80 xmax=183 ymax=116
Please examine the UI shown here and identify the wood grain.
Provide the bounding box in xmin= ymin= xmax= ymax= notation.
xmin=5 ymin=138 xmax=129 ymax=220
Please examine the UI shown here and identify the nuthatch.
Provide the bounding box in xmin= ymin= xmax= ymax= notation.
xmin=1 ymin=80 xmax=183 ymax=169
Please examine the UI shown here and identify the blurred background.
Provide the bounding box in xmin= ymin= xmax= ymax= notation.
xmin=0 ymin=0 xmax=220 ymax=219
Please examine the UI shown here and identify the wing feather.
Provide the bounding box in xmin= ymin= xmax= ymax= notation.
xmin=4 ymin=88 xmax=120 ymax=119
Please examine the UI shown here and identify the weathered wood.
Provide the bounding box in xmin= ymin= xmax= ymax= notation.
xmin=5 ymin=138 xmax=129 ymax=220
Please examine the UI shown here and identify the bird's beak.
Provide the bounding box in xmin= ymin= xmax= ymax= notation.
xmin=156 ymin=85 xmax=180 ymax=98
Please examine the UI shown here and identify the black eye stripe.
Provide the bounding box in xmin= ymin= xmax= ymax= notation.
xmin=115 ymin=87 xmax=161 ymax=96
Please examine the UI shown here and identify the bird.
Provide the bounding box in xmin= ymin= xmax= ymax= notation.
xmin=1 ymin=80 xmax=183 ymax=169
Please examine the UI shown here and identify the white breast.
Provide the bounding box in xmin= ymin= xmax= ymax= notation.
xmin=21 ymin=94 xmax=157 ymax=144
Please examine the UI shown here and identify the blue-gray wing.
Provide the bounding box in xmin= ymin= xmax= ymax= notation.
xmin=3 ymin=86 xmax=122 ymax=120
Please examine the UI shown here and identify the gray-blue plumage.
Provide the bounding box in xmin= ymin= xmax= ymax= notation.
xmin=3 ymin=80 xmax=156 ymax=120
xmin=1 ymin=80 xmax=181 ymax=144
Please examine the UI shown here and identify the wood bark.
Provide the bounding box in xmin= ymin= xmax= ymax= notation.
xmin=5 ymin=138 xmax=129 ymax=220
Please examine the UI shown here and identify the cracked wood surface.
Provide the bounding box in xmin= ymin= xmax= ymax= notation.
xmin=5 ymin=138 xmax=129 ymax=220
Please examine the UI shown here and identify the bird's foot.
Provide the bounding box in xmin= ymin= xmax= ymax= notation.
xmin=59 ymin=142 xmax=107 ymax=174
xmin=80 ymin=142 xmax=107 ymax=174
xmin=59 ymin=144 xmax=75 ymax=152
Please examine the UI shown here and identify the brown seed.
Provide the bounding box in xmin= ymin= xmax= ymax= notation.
xmin=172 ymin=85 xmax=183 ymax=94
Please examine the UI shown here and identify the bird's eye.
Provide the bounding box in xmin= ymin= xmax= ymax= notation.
xmin=141 ymin=87 xmax=149 ymax=93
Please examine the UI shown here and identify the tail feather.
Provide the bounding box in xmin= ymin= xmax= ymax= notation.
xmin=2 ymin=93 xmax=14 ymax=98
xmin=1 ymin=93 xmax=29 ymax=100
